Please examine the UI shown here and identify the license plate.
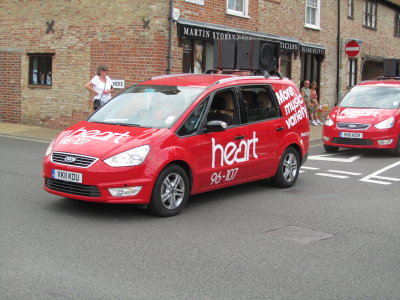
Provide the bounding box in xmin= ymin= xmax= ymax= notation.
xmin=52 ymin=169 xmax=82 ymax=183
xmin=340 ymin=132 xmax=363 ymax=139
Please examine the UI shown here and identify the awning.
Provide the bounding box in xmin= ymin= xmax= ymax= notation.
xmin=177 ymin=19 xmax=300 ymax=52
xmin=300 ymin=43 xmax=326 ymax=56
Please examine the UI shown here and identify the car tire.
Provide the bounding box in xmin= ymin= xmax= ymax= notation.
xmin=392 ymin=136 xmax=400 ymax=157
xmin=324 ymin=144 xmax=339 ymax=153
xmin=271 ymin=147 xmax=300 ymax=188
xmin=148 ymin=164 xmax=190 ymax=217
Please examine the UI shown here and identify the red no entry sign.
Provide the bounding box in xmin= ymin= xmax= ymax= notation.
xmin=345 ymin=40 xmax=360 ymax=57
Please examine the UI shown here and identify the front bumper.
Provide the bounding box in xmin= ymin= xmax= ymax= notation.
xmin=43 ymin=155 xmax=155 ymax=204
xmin=322 ymin=126 xmax=399 ymax=150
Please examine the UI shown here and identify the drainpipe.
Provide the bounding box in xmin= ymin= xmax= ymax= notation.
xmin=166 ymin=0 xmax=173 ymax=74
xmin=335 ymin=0 xmax=341 ymax=105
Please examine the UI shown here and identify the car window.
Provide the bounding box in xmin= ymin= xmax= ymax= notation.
xmin=87 ymin=85 xmax=204 ymax=128
xmin=339 ymin=85 xmax=400 ymax=109
xmin=177 ymin=97 xmax=209 ymax=136
xmin=240 ymin=85 xmax=280 ymax=123
xmin=207 ymin=89 xmax=237 ymax=126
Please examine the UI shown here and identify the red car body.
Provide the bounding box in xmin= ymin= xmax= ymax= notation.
xmin=43 ymin=74 xmax=310 ymax=216
xmin=323 ymin=79 xmax=400 ymax=155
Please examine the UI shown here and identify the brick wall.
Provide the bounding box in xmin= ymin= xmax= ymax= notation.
xmin=0 ymin=0 xmax=399 ymax=128
xmin=0 ymin=51 xmax=22 ymax=123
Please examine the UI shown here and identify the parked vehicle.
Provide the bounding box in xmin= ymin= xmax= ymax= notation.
xmin=323 ymin=78 xmax=400 ymax=156
xmin=43 ymin=73 xmax=310 ymax=216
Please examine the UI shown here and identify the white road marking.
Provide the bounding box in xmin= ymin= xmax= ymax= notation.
xmin=327 ymin=170 xmax=362 ymax=176
xmin=308 ymin=153 xmax=363 ymax=163
xmin=360 ymin=161 xmax=400 ymax=185
xmin=301 ymin=166 xmax=320 ymax=170
xmin=316 ymin=173 xmax=349 ymax=179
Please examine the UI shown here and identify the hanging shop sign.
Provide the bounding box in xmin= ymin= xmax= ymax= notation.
xmin=177 ymin=19 xmax=299 ymax=52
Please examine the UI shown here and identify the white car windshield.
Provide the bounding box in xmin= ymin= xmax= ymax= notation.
xmin=88 ymin=85 xmax=204 ymax=128
xmin=339 ymin=85 xmax=400 ymax=109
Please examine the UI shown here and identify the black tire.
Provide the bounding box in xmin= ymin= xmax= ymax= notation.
xmin=148 ymin=164 xmax=190 ymax=217
xmin=392 ymin=136 xmax=400 ymax=157
xmin=271 ymin=147 xmax=300 ymax=188
xmin=324 ymin=144 xmax=339 ymax=153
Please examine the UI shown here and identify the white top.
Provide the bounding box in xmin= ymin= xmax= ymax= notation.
xmin=90 ymin=75 xmax=113 ymax=103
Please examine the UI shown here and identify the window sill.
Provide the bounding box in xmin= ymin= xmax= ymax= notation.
xmin=28 ymin=85 xmax=52 ymax=89
xmin=226 ymin=11 xmax=250 ymax=19
xmin=304 ymin=24 xmax=321 ymax=31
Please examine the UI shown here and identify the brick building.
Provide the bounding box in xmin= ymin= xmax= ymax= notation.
xmin=0 ymin=0 xmax=399 ymax=128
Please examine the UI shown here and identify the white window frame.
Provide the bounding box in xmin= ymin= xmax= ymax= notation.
xmin=226 ymin=0 xmax=249 ymax=18
xmin=363 ymin=0 xmax=377 ymax=29
xmin=349 ymin=58 xmax=357 ymax=87
xmin=348 ymin=0 xmax=354 ymax=19
xmin=305 ymin=0 xmax=321 ymax=30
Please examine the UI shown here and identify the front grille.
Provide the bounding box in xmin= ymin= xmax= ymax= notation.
xmin=52 ymin=152 xmax=98 ymax=168
xmin=45 ymin=178 xmax=101 ymax=197
xmin=332 ymin=137 xmax=373 ymax=145
xmin=337 ymin=123 xmax=370 ymax=130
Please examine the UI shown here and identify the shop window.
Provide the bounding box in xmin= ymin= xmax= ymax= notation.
xmin=348 ymin=0 xmax=354 ymax=19
xmin=395 ymin=12 xmax=400 ymax=37
xmin=182 ymin=39 xmax=213 ymax=74
xmin=363 ymin=0 xmax=377 ymax=30
xmin=349 ymin=58 xmax=357 ymax=87
xmin=305 ymin=0 xmax=320 ymax=29
xmin=279 ymin=52 xmax=292 ymax=79
xmin=227 ymin=0 xmax=248 ymax=17
xmin=28 ymin=53 xmax=53 ymax=86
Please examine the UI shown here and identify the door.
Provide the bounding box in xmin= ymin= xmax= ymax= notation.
xmin=197 ymin=89 xmax=249 ymax=189
xmin=239 ymin=85 xmax=284 ymax=178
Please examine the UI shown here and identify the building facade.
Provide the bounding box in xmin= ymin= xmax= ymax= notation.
xmin=0 ymin=0 xmax=399 ymax=128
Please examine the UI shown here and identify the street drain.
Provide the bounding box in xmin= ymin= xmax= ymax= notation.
xmin=265 ymin=226 xmax=334 ymax=244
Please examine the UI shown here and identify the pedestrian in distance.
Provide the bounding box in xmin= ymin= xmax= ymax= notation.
xmin=85 ymin=65 xmax=114 ymax=110
xmin=300 ymin=80 xmax=319 ymax=126
xmin=310 ymin=81 xmax=323 ymax=125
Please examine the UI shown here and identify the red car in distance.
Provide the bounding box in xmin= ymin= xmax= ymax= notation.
xmin=323 ymin=78 xmax=400 ymax=156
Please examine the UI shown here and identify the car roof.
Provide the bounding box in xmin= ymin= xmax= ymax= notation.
xmin=139 ymin=73 xmax=293 ymax=88
xmin=357 ymin=79 xmax=400 ymax=87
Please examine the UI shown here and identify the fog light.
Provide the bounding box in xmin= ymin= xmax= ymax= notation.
xmin=377 ymin=139 xmax=393 ymax=145
xmin=108 ymin=186 xmax=142 ymax=197
xmin=323 ymin=136 xmax=329 ymax=142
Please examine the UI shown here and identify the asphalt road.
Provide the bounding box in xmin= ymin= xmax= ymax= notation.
xmin=1 ymin=136 xmax=399 ymax=299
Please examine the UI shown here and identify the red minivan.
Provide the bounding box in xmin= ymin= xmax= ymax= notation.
xmin=323 ymin=78 xmax=400 ymax=156
xmin=43 ymin=74 xmax=310 ymax=216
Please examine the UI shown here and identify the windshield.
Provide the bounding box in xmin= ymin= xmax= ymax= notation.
xmin=88 ymin=85 xmax=204 ymax=128
xmin=339 ymin=85 xmax=400 ymax=109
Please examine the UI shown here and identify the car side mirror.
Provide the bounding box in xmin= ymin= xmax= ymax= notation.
xmin=206 ymin=120 xmax=227 ymax=132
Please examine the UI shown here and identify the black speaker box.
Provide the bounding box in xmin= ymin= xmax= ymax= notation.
xmin=236 ymin=40 xmax=280 ymax=72
xmin=383 ymin=59 xmax=399 ymax=77
xmin=213 ymin=39 xmax=236 ymax=70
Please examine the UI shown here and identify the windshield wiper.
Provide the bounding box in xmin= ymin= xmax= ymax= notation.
xmin=109 ymin=123 xmax=142 ymax=127
xmin=91 ymin=121 xmax=141 ymax=127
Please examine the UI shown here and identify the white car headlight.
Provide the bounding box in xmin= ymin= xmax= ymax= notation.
xmin=324 ymin=118 xmax=334 ymax=126
xmin=45 ymin=139 xmax=55 ymax=157
xmin=374 ymin=117 xmax=394 ymax=129
xmin=104 ymin=145 xmax=150 ymax=167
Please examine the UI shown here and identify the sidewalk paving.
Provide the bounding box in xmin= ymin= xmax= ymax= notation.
xmin=0 ymin=122 xmax=323 ymax=143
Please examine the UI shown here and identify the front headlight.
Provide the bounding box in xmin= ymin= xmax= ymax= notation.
xmin=104 ymin=145 xmax=150 ymax=167
xmin=374 ymin=117 xmax=395 ymax=129
xmin=324 ymin=118 xmax=334 ymax=126
xmin=45 ymin=139 xmax=55 ymax=157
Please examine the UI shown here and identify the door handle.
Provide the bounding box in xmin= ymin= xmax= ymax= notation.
xmin=234 ymin=135 xmax=245 ymax=140
xmin=276 ymin=127 xmax=285 ymax=131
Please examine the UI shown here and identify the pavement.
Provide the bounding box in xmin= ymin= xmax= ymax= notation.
xmin=0 ymin=122 xmax=323 ymax=143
